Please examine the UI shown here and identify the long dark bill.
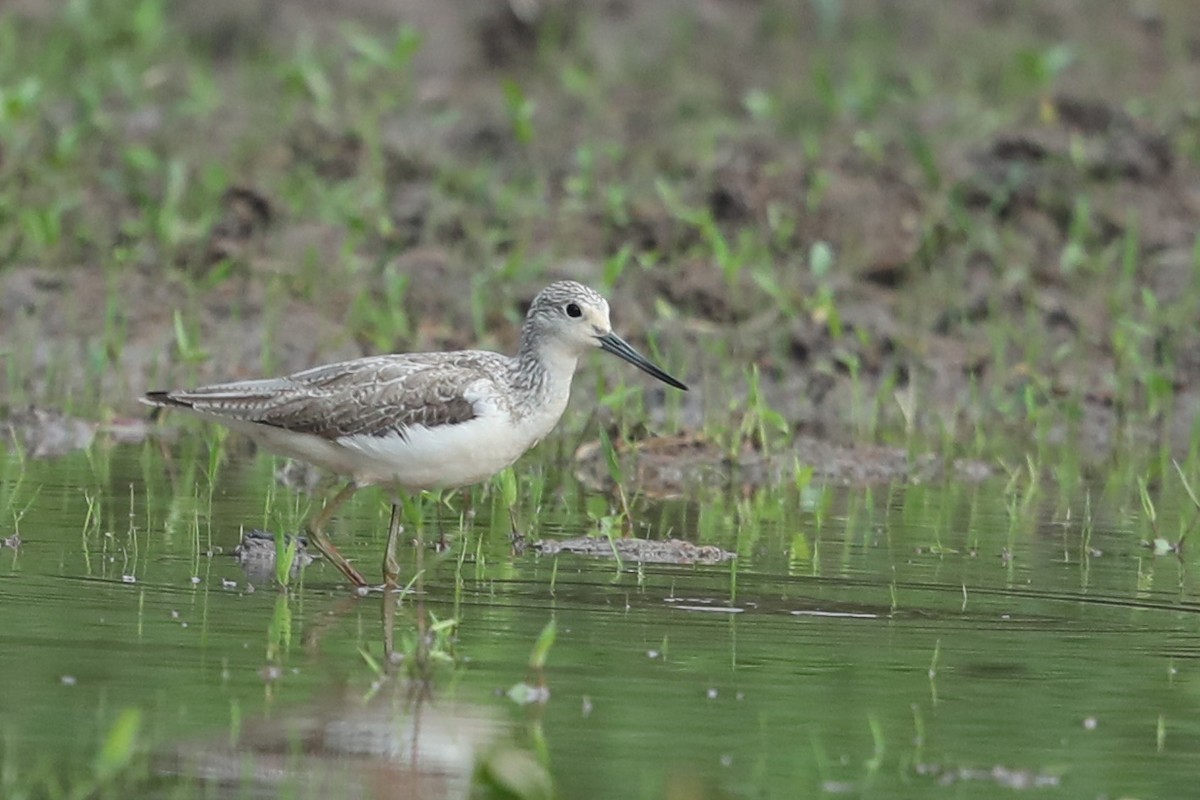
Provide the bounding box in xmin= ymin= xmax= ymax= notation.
xmin=598 ymin=332 xmax=688 ymax=391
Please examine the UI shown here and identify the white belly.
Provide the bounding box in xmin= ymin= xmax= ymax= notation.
xmin=336 ymin=414 xmax=540 ymax=489
xmin=229 ymin=408 xmax=559 ymax=491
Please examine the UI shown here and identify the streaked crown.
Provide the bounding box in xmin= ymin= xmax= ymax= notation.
xmin=520 ymin=281 xmax=612 ymax=356
xmin=527 ymin=281 xmax=607 ymax=318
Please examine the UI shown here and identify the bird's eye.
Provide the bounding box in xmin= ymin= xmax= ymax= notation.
xmin=565 ymin=302 xmax=582 ymax=318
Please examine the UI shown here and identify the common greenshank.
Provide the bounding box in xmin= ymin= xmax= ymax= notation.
xmin=143 ymin=281 xmax=687 ymax=588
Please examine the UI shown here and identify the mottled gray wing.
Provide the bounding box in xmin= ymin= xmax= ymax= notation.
xmin=144 ymin=353 xmax=505 ymax=440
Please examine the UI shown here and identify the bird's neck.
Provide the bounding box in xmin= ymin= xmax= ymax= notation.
xmin=512 ymin=328 xmax=579 ymax=413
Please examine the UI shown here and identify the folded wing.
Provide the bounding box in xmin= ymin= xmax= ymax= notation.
xmin=143 ymin=354 xmax=505 ymax=440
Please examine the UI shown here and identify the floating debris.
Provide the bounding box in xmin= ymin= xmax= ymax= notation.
xmin=821 ymin=781 xmax=858 ymax=794
xmin=669 ymin=604 xmax=743 ymax=613
xmin=532 ymin=536 xmax=734 ymax=565
xmin=506 ymin=682 xmax=550 ymax=706
xmin=915 ymin=762 xmax=1061 ymax=790
xmin=1144 ymin=537 xmax=1182 ymax=557
xmin=665 ymin=596 xmax=745 ymax=613
xmin=233 ymin=529 xmax=316 ymax=583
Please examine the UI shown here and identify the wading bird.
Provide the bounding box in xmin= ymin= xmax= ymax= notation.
xmin=143 ymin=281 xmax=687 ymax=589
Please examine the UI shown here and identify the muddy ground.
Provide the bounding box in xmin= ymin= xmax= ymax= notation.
xmin=3 ymin=0 xmax=1200 ymax=486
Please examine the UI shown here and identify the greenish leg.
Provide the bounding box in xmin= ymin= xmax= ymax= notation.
xmin=383 ymin=500 xmax=403 ymax=589
xmin=306 ymin=482 xmax=367 ymax=588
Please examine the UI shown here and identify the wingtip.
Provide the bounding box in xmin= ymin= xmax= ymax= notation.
xmin=141 ymin=391 xmax=187 ymax=409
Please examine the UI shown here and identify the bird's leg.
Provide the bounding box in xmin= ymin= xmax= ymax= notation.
xmin=508 ymin=502 xmax=527 ymax=554
xmin=414 ymin=503 xmax=428 ymax=669
xmin=306 ymin=481 xmax=367 ymax=588
xmin=436 ymin=493 xmax=448 ymax=552
xmin=383 ymin=498 xmax=403 ymax=590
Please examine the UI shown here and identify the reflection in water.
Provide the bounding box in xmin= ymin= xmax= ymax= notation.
xmin=160 ymin=588 xmax=549 ymax=800
xmin=159 ymin=689 xmax=501 ymax=800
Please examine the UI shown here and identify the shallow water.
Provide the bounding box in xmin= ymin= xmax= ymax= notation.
xmin=2 ymin=442 xmax=1200 ymax=798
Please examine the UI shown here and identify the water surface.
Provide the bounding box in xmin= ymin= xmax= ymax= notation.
xmin=2 ymin=443 xmax=1198 ymax=798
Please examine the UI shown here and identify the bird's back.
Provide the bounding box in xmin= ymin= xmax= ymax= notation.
xmin=143 ymin=350 xmax=516 ymax=440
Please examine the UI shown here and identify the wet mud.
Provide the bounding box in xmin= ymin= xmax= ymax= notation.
xmin=4 ymin=1 xmax=1200 ymax=484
